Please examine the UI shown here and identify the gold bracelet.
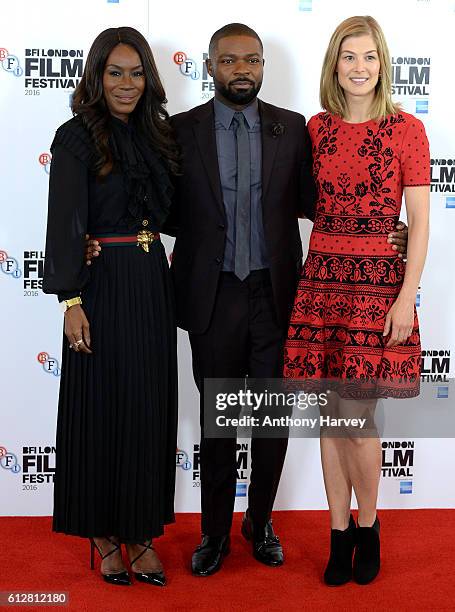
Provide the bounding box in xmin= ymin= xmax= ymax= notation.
xmin=60 ymin=296 xmax=82 ymax=313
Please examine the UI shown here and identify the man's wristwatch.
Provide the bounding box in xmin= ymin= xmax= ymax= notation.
xmin=60 ymin=296 xmax=82 ymax=313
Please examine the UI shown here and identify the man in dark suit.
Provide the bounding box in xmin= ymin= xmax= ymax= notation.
xmin=85 ymin=22 xmax=408 ymax=577
xmin=167 ymin=23 xmax=314 ymax=575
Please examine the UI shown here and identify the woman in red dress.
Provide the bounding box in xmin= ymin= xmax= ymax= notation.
xmin=284 ymin=16 xmax=430 ymax=585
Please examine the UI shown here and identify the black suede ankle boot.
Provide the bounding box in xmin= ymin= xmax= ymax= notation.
xmin=353 ymin=516 xmax=380 ymax=585
xmin=324 ymin=514 xmax=356 ymax=586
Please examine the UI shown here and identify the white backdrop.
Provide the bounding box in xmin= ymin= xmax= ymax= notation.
xmin=1 ymin=0 xmax=454 ymax=516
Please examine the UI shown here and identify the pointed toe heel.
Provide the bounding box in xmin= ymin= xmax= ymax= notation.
xmin=89 ymin=538 xmax=132 ymax=586
xmin=128 ymin=539 xmax=166 ymax=586
xmin=103 ymin=571 xmax=132 ymax=586
xmin=134 ymin=570 xmax=166 ymax=586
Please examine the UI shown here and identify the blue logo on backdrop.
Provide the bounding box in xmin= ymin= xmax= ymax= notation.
xmin=437 ymin=386 xmax=449 ymax=399
xmin=174 ymin=51 xmax=200 ymax=80
xmin=415 ymin=100 xmax=428 ymax=114
xmin=400 ymin=481 xmax=413 ymax=494
xmin=176 ymin=448 xmax=192 ymax=470
xmin=299 ymin=0 xmax=312 ymax=10
xmin=446 ymin=197 xmax=455 ymax=208
xmin=0 ymin=250 xmax=22 ymax=279
xmin=236 ymin=483 xmax=247 ymax=497
xmin=0 ymin=48 xmax=23 ymax=77
xmin=37 ymin=352 xmax=61 ymax=377
xmin=0 ymin=446 xmax=22 ymax=474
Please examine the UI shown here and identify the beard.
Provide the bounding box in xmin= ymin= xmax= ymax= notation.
xmin=213 ymin=75 xmax=263 ymax=105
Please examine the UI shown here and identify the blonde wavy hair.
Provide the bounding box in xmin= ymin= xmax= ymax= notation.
xmin=320 ymin=15 xmax=401 ymax=120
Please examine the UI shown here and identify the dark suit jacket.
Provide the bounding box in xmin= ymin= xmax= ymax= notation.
xmin=165 ymin=98 xmax=315 ymax=335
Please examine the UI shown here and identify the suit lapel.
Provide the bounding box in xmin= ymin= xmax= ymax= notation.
xmin=193 ymin=100 xmax=225 ymax=218
xmin=259 ymin=99 xmax=280 ymax=205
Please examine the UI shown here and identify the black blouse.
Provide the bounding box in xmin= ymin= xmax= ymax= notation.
xmin=42 ymin=115 xmax=173 ymax=301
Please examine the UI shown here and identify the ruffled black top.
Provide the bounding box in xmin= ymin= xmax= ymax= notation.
xmin=42 ymin=114 xmax=173 ymax=301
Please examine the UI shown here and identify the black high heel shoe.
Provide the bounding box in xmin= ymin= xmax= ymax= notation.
xmin=324 ymin=514 xmax=356 ymax=586
xmin=90 ymin=537 xmax=132 ymax=586
xmin=128 ymin=540 xmax=166 ymax=587
xmin=353 ymin=516 xmax=380 ymax=585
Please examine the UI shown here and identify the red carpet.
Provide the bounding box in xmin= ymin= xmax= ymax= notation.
xmin=0 ymin=511 xmax=453 ymax=611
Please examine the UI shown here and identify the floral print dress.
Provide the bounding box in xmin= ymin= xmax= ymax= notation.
xmin=284 ymin=112 xmax=430 ymax=398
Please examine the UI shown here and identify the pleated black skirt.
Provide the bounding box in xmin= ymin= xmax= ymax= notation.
xmin=53 ymin=240 xmax=177 ymax=542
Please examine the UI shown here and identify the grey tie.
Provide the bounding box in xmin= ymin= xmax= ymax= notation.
xmin=233 ymin=111 xmax=251 ymax=281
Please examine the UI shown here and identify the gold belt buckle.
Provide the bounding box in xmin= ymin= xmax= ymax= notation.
xmin=137 ymin=229 xmax=156 ymax=253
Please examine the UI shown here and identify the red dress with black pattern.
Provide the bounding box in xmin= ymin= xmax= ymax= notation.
xmin=284 ymin=111 xmax=430 ymax=398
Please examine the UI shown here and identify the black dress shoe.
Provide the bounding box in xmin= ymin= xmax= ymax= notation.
xmin=324 ymin=514 xmax=356 ymax=586
xmin=353 ymin=517 xmax=380 ymax=585
xmin=241 ymin=511 xmax=284 ymax=567
xmin=191 ymin=535 xmax=230 ymax=576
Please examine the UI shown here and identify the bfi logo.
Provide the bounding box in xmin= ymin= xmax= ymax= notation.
xmin=173 ymin=51 xmax=200 ymax=80
xmin=0 ymin=446 xmax=21 ymax=474
xmin=0 ymin=47 xmax=23 ymax=77
xmin=37 ymin=352 xmax=61 ymax=377
xmin=0 ymin=250 xmax=22 ymax=279
xmin=176 ymin=448 xmax=192 ymax=470
xmin=39 ymin=152 xmax=52 ymax=175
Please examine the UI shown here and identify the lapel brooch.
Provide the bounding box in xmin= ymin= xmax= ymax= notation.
xmin=271 ymin=122 xmax=285 ymax=138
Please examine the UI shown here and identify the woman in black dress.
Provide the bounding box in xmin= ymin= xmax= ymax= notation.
xmin=43 ymin=27 xmax=179 ymax=586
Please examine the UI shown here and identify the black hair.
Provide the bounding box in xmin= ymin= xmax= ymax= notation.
xmin=208 ymin=23 xmax=263 ymax=57
xmin=72 ymin=26 xmax=179 ymax=176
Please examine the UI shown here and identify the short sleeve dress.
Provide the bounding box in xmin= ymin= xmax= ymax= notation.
xmin=284 ymin=111 xmax=430 ymax=398
xmin=43 ymin=115 xmax=178 ymax=542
